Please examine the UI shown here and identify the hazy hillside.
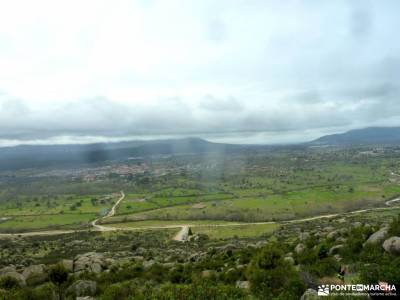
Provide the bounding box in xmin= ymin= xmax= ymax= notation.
xmin=310 ymin=127 xmax=400 ymax=146
xmin=0 ymin=138 xmax=240 ymax=170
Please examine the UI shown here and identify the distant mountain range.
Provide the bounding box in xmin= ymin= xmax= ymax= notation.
xmin=0 ymin=138 xmax=243 ymax=170
xmin=310 ymin=127 xmax=400 ymax=146
xmin=1 ymin=127 xmax=400 ymax=170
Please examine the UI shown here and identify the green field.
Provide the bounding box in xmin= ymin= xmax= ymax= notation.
xmin=0 ymin=213 xmax=96 ymax=232
xmin=2 ymin=147 xmax=400 ymax=232
xmin=107 ymin=220 xmax=239 ymax=228
xmin=106 ymin=182 xmax=400 ymax=223
xmin=0 ymin=193 xmax=119 ymax=232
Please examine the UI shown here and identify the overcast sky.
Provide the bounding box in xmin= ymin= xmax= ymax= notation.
xmin=0 ymin=0 xmax=399 ymax=146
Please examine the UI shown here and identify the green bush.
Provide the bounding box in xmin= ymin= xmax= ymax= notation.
xmin=388 ymin=214 xmax=400 ymax=236
xmin=247 ymin=243 xmax=305 ymax=299
xmin=0 ymin=276 xmax=20 ymax=290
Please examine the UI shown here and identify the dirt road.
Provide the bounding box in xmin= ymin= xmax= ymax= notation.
xmin=0 ymin=193 xmax=399 ymax=239
xmin=91 ymin=191 xmax=125 ymax=231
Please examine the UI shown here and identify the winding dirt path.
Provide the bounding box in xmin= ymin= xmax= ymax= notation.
xmin=0 ymin=194 xmax=399 ymax=240
xmin=91 ymin=191 xmax=125 ymax=231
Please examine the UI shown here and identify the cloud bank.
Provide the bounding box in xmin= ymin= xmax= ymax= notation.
xmin=0 ymin=0 xmax=399 ymax=145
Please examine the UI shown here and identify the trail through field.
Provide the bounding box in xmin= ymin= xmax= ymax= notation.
xmin=91 ymin=191 xmax=125 ymax=231
xmin=1 ymin=193 xmax=400 ymax=239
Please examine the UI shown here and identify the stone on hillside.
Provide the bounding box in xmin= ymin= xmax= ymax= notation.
xmin=0 ymin=266 xmax=16 ymax=275
xmin=61 ymin=260 xmax=73 ymax=272
xmin=295 ymin=243 xmax=306 ymax=254
xmin=329 ymin=245 xmax=344 ymax=256
xmin=201 ymin=270 xmax=215 ymax=279
xmin=255 ymin=241 xmax=268 ymax=248
xmin=135 ymin=247 xmax=147 ymax=256
xmin=353 ymin=222 xmax=362 ymax=228
xmin=66 ymin=280 xmax=97 ymax=297
xmin=0 ymin=271 xmax=26 ymax=286
xmin=162 ymin=262 xmax=175 ymax=268
xmin=299 ymin=232 xmax=310 ymax=241
xmin=327 ymin=230 xmax=339 ymax=240
xmin=300 ymin=289 xmax=318 ymax=300
xmin=284 ymin=256 xmax=295 ymax=265
xmin=133 ymin=256 xmax=144 ymax=262
xmin=143 ymin=260 xmax=155 ymax=270
xmin=22 ymin=264 xmax=47 ymax=286
xmin=382 ymin=237 xmax=400 ymax=256
xmin=333 ymin=254 xmax=342 ymax=262
xmin=365 ymin=227 xmax=388 ymax=245
xmin=324 ymin=226 xmax=335 ymax=232
xmin=236 ymin=281 xmax=250 ymax=289
xmin=74 ymin=252 xmax=106 ymax=274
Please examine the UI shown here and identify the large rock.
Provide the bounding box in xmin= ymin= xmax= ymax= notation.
xmin=352 ymin=222 xmax=362 ymax=228
xmin=299 ymin=232 xmax=310 ymax=241
xmin=329 ymin=245 xmax=344 ymax=256
xmin=300 ymin=289 xmax=318 ymax=300
xmin=236 ymin=281 xmax=250 ymax=289
xmin=74 ymin=252 xmax=106 ymax=274
xmin=22 ymin=264 xmax=47 ymax=286
xmin=365 ymin=227 xmax=388 ymax=245
xmin=61 ymin=259 xmax=73 ymax=272
xmin=0 ymin=271 xmax=26 ymax=287
xmin=327 ymin=231 xmax=339 ymax=240
xmin=295 ymin=243 xmax=306 ymax=254
xmin=383 ymin=237 xmax=400 ymax=255
xmin=143 ymin=260 xmax=155 ymax=270
xmin=66 ymin=280 xmax=97 ymax=297
xmin=284 ymin=256 xmax=295 ymax=265
xmin=0 ymin=266 xmax=16 ymax=275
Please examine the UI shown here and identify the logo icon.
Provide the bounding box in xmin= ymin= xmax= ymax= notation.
xmin=318 ymin=285 xmax=330 ymax=296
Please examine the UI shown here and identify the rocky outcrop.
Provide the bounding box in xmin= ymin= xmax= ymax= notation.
xmin=66 ymin=280 xmax=97 ymax=297
xmin=0 ymin=266 xmax=26 ymax=286
xmin=236 ymin=281 xmax=250 ymax=289
xmin=365 ymin=227 xmax=388 ymax=245
xmin=300 ymin=289 xmax=318 ymax=300
xmin=382 ymin=237 xmax=400 ymax=255
xmin=295 ymin=243 xmax=306 ymax=254
xmin=327 ymin=230 xmax=339 ymax=240
xmin=329 ymin=245 xmax=344 ymax=256
xmin=299 ymin=232 xmax=310 ymax=241
xmin=61 ymin=259 xmax=73 ymax=272
xmin=22 ymin=264 xmax=47 ymax=286
xmin=284 ymin=256 xmax=295 ymax=265
xmin=74 ymin=252 xmax=106 ymax=274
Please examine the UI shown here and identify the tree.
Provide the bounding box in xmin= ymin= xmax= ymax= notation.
xmin=247 ymin=243 xmax=305 ymax=299
xmin=48 ymin=264 xmax=69 ymax=300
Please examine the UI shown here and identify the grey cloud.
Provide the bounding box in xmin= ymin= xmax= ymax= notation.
xmin=199 ymin=95 xmax=242 ymax=112
xmin=1 ymin=1 xmax=400 ymax=145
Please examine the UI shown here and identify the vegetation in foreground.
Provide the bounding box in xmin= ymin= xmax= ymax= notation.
xmin=0 ymin=210 xmax=399 ymax=299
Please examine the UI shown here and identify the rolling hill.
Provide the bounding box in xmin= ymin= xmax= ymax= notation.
xmin=310 ymin=127 xmax=400 ymax=146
